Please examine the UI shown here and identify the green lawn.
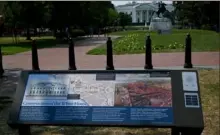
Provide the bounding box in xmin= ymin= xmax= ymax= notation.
xmin=87 ymin=29 xmax=220 ymax=55
xmin=0 ymin=36 xmax=56 ymax=55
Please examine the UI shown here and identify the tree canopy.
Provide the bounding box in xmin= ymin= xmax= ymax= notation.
xmin=1 ymin=1 xmax=219 ymax=39
xmin=0 ymin=1 xmax=119 ymax=39
xmin=173 ymin=1 xmax=219 ymax=30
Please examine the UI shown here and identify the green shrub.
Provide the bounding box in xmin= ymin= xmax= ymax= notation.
xmin=55 ymin=32 xmax=66 ymax=39
xmin=201 ymin=24 xmax=212 ymax=30
xmin=70 ymin=29 xmax=85 ymax=37
xmin=126 ymin=26 xmax=149 ymax=31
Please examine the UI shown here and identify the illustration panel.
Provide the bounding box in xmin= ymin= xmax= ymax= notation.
xmin=22 ymin=74 xmax=172 ymax=107
xmin=19 ymin=73 xmax=173 ymax=125
xmin=114 ymin=76 xmax=172 ymax=107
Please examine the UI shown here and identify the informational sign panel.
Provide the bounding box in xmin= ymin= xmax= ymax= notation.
xmin=18 ymin=72 xmax=173 ymax=125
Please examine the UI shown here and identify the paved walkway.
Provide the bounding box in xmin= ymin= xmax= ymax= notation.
xmin=3 ymin=50 xmax=219 ymax=70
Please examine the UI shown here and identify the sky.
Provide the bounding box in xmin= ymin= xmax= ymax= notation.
xmin=112 ymin=1 xmax=173 ymax=6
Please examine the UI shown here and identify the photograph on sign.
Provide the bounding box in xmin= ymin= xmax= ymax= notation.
xmin=182 ymin=72 xmax=198 ymax=91
xmin=114 ymin=80 xmax=172 ymax=107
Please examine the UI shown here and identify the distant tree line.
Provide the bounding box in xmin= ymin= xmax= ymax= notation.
xmin=0 ymin=1 xmax=133 ymax=40
xmin=173 ymin=1 xmax=219 ymax=31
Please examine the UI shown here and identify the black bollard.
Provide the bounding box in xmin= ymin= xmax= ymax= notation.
xmin=106 ymin=37 xmax=114 ymax=70
xmin=0 ymin=16 xmax=4 ymax=77
xmin=31 ymin=40 xmax=40 ymax=70
xmin=68 ymin=38 xmax=77 ymax=70
xmin=171 ymin=128 xmax=180 ymax=135
xmin=184 ymin=33 xmax=193 ymax=68
xmin=144 ymin=35 xmax=153 ymax=69
xmin=0 ymin=45 xmax=4 ymax=77
xmin=18 ymin=125 xmax=31 ymax=135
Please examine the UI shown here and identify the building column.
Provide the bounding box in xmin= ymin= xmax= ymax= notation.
xmin=146 ymin=10 xmax=149 ymax=24
xmin=132 ymin=8 xmax=136 ymax=23
xmin=140 ymin=10 xmax=143 ymax=23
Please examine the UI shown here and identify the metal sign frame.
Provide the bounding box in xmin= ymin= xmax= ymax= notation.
xmin=8 ymin=69 xmax=204 ymax=135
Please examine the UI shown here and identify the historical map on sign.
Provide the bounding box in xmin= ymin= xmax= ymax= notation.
xmin=22 ymin=74 xmax=172 ymax=107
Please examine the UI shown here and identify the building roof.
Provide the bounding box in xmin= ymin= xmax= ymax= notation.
xmin=116 ymin=2 xmax=174 ymax=12
xmin=116 ymin=2 xmax=139 ymax=7
xmin=136 ymin=3 xmax=158 ymax=11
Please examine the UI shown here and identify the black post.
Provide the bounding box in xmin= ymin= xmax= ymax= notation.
xmin=68 ymin=38 xmax=77 ymax=70
xmin=171 ymin=128 xmax=180 ymax=135
xmin=144 ymin=35 xmax=153 ymax=69
xmin=0 ymin=45 xmax=4 ymax=77
xmin=18 ymin=125 xmax=31 ymax=135
xmin=0 ymin=16 xmax=4 ymax=77
xmin=31 ymin=40 xmax=40 ymax=70
xmin=184 ymin=33 xmax=193 ymax=68
xmin=106 ymin=37 xmax=114 ymax=70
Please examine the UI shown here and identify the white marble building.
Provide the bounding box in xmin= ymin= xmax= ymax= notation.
xmin=115 ymin=2 xmax=174 ymax=24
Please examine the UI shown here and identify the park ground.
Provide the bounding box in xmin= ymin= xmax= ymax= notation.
xmin=87 ymin=29 xmax=220 ymax=55
xmin=0 ymin=29 xmax=220 ymax=55
xmin=0 ymin=29 xmax=219 ymax=135
xmin=1 ymin=29 xmax=219 ymax=69
xmin=0 ymin=69 xmax=219 ymax=135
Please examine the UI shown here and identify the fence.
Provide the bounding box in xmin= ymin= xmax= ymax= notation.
xmin=0 ymin=34 xmax=193 ymax=77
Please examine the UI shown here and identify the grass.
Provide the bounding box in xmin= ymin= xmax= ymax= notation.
xmin=0 ymin=36 xmax=56 ymax=55
xmin=198 ymin=69 xmax=219 ymax=135
xmin=87 ymin=29 xmax=220 ymax=55
xmin=1 ymin=69 xmax=219 ymax=135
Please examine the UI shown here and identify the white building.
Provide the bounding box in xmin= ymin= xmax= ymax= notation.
xmin=28 ymin=82 xmax=68 ymax=97
xmin=115 ymin=2 xmax=174 ymax=24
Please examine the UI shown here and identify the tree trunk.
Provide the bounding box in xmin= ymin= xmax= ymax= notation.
xmin=0 ymin=23 xmax=3 ymax=76
xmin=0 ymin=45 xmax=4 ymax=77
xmin=53 ymin=29 xmax=57 ymax=38
xmin=13 ymin=24 xmax=18 ymax=44
xmin=26 ymin=25 xmax=31 ymax=40
xmin=34 ymin=27 xmax=37 ymax=37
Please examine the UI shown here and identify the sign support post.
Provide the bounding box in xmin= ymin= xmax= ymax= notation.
xmin=18 ymin=125 xmax=31 ymax=135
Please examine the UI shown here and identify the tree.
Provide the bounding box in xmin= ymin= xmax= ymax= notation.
xmin=18 ymin=1 xmax=51 ymax=40
xmin=107 ymin=8 xmax=119 ymax=26
xmin=2 ymin=2 xmax=22 ymax=28
xmin=173 ymin=1 xmax=219 ymax=30
xmin=0 ymin=2 xmax=5 ymax=14
xmin=86 ymin=1 xmax=114 ymax=28
xmin=118 ymin=12 xmax=132 ymax=29
xmin=1 ymin=1 xmax=120 ymax=40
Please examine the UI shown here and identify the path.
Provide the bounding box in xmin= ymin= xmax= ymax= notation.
xmin=2 ymin=45 xmax=220 ymax=70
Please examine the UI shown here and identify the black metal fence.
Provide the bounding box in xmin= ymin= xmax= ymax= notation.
xmin=0 ymin=34 xmax=193 ymax=77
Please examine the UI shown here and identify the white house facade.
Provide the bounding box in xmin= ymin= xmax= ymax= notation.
xmin=115 ymin=2 xmax=174 ymax=24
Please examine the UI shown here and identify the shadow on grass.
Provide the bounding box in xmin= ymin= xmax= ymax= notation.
xmin=31 ymin=126 xmax=170 ymax=135
xmin=1 ymin=38 xmax=57 ymax=55
xmin=0 ymin=68 xmax=22 ymax=135
xmin=1 ymin=36 xmax=110 ymax=55
xmin=55 ymin=36 xmax=116 ymax=48
xmin=0 ymin=68 xmax=22 ymax=100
